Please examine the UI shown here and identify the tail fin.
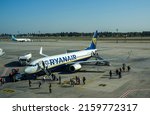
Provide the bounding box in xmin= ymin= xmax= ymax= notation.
xmin=86 ymin=30 xmax=98 ymax=50
xmin=11 ymin=35 xmax=17 ymax=41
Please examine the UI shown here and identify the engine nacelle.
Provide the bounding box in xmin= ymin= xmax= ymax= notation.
xmin=69 ymin=63 xmax=82 ymax=72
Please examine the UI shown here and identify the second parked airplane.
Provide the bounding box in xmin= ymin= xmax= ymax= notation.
xmin=10 ymin=35 xmax=31 ymax=42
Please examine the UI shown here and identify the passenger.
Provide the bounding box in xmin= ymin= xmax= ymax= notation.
xmin=109 ymin=70 xmax=112 ymax=79
xmin=122 ymin=63 xmax=126 ymax=72
xmin=82 ymin=77 xmax=86 ymax=85
xmin=38 ymin=81 xmax=42 ymax=88
xmin=49 ymin=83 xmax=52 ymax=93
xmin=119 ymin=68 xmax=122 ymax=72
xmin=118 ymin=71 xmax=122 ymax=79
xmin=29 ymin=80 xmax=31 ymax=87
xmin=116 ymin=69 xmax=119 ymax=75
xmin=127 ymin=66 xmax=131 ymax=72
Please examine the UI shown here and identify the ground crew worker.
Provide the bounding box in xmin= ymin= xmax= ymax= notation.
xmin=42 ymin=76 xmax=46 ymax=82
xmin=49 ymin=83 xmax=52 ymax=93
xmin=127 ymin=66 xmax=131 ymax=72
xmin=52 ymin=74 xmax=56 ymax=81
xmin=38 ymin=81 xmax=41 ymax=88
xmin=82 ymin=77 xmax=86 ymax=85
xmin=0 ymin=77 xmax=2 ymax=86
xmin=33 ymin=74 xmax=37 ymax=80
xmin=2 ymin=78 xmax=5 ymax=84
xmin=109 ymin=70 xmax=112 ymax=79
xmin=29 ymin=80 xmax=31 ymax=87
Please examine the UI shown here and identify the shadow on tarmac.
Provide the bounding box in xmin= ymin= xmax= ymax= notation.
xmin=4 ymin=61 xmax=21 ymax=67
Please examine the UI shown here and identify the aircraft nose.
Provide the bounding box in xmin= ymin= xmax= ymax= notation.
xmin=25 ymin=66 xmax=37 ymax=74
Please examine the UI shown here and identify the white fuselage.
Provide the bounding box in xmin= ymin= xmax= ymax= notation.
xmin=15 ymin=38 xmax=31 ymax=42
xmin=25 ymin=49 xmax=97 ymax=74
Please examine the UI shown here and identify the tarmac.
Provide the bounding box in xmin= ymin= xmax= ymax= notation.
xmin=0 ymin=40 xmax=150 ymax=98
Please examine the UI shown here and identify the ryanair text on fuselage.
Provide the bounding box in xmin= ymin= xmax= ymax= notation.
xmin=44 ymin=55 xmax=77 ymax=66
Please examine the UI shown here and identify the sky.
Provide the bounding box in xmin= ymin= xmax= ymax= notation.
xmin=0 ymin=0 xmax=150 ymax=34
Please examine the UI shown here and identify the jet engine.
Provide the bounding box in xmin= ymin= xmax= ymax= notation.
xmin=69 ymin=63 xmax=82 ymax=72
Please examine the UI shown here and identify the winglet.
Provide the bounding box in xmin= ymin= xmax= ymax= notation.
xmin=40 ymin=47 xmax=43 ymax=55
xmin=39 ymin=47 xmax=48 ymax=57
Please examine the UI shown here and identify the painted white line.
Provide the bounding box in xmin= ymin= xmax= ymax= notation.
xmin=120 ymin=89 xmax=150 ymax=98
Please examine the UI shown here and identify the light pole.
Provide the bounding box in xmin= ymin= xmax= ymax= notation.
xmin=116 ymin=28 xmax=118 ymax=43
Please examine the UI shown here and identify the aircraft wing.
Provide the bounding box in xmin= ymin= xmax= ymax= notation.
xmin=68 ymin=58 xmax=114 ymax=65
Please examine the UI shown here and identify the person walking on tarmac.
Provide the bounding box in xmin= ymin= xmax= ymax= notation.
xmin=49 ymin=83 xmax=52 ymax=93
xmin=118 ymin=71 xmax=122 ymax=79
xmin=120 ymin=68 xmax=122 ymax=72
xmin=116 ymin=69 xmax=119 ymax=75
xmin=38 ymin=81 xmax=42 ymax=88
xmin=29 ymin=80 xmax=31 ymax=87
xmin=109 ymin=70 xmax=112 ymax=79
xmin=127 ymin=66 xmax=131 ymax=72
xmin=82 ymin=77 xmax=86 ymax=85
xmin=122 ymin=63 xmax=126 ymax=72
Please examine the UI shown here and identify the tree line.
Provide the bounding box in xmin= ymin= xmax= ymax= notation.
xmin=1 ymin=31 xmax=150 ymax=38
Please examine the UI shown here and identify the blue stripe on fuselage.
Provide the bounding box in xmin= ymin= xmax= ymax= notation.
xmin=47 ymin=56 xmax=91 ymax=72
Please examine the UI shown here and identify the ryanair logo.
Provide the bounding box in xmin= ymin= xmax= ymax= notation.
xmin=44 ymin=55 xmax=77 ymax=66
xmin=92 ymin=38 xmax=97 ymax=45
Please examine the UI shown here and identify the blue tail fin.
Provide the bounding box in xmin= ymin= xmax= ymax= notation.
xmin=11 ymin=35 xmax=17 ymax=41
xmin=86 ymin=30 xmax=98 ymax=50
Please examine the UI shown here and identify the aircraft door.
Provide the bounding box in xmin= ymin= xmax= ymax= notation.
xmin=38 ymin=61 xmax=46 ymax=69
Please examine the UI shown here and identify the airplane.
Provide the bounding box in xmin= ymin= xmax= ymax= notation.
xmin=0 ymin=48 xmax=5 ymax=56
xmin=10 ymin=35 xmax=31 ymax=42
xmin=25 ymin=31 xmax=110 ymax=75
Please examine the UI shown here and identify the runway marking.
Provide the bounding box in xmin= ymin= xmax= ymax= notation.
xmin=2 ymin=89 xmax=15 ymax=93
xmin=0 ymin=68 xmax=9 ymax=77
xmin=120 ymin=89 xmax=150 ymax=98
